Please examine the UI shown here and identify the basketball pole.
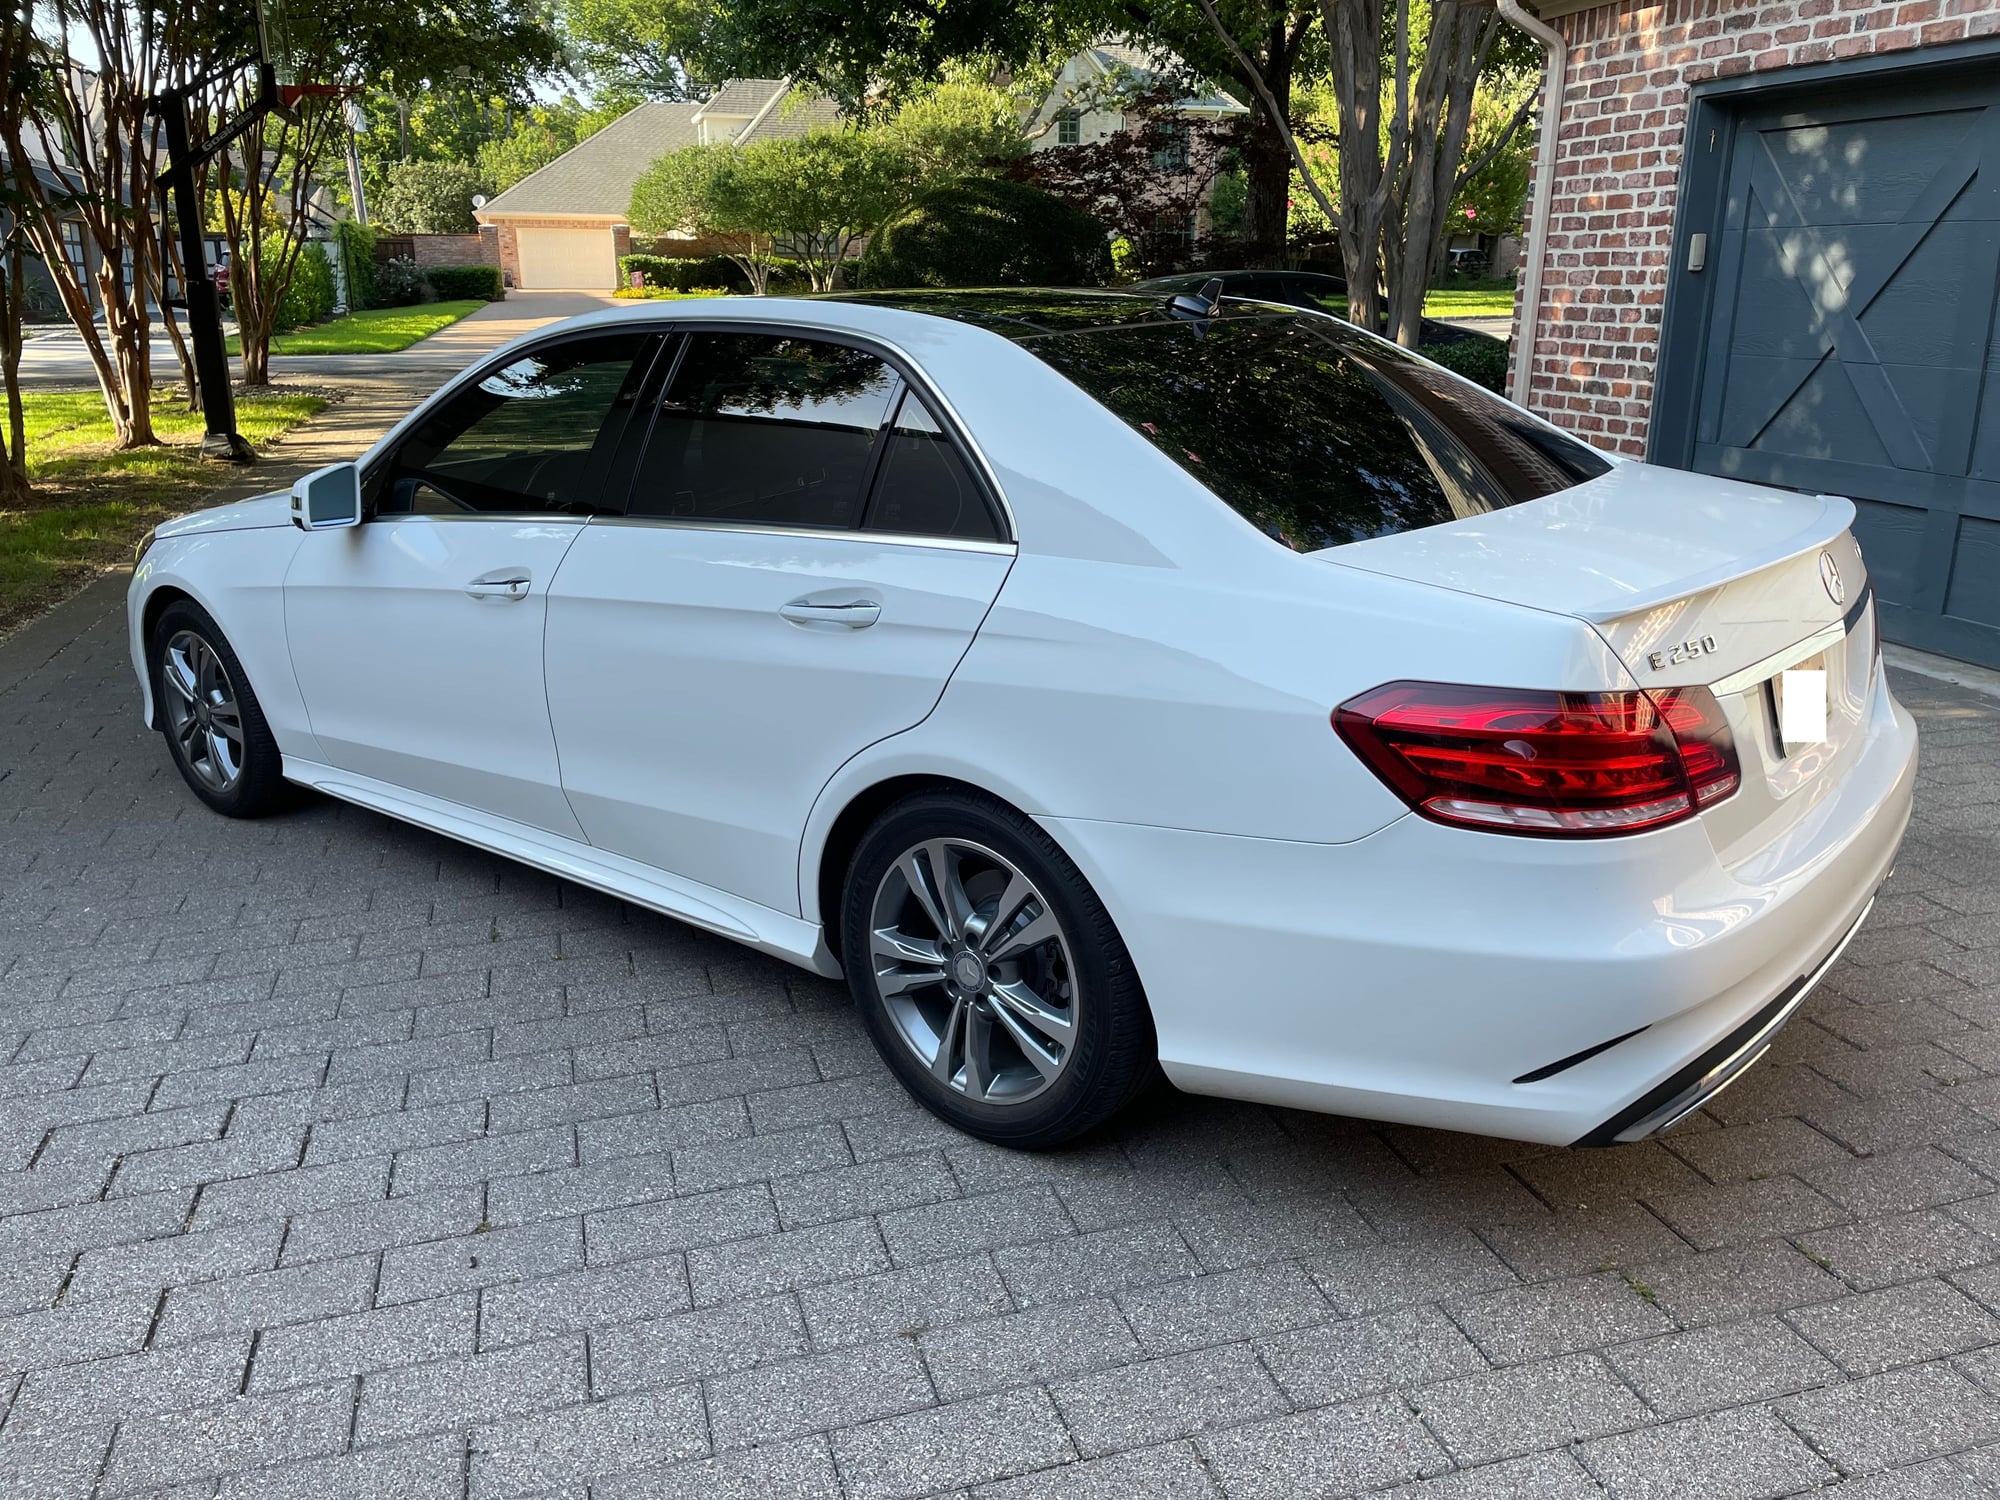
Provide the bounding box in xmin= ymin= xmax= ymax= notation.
xmin=149 ymin=59 xmax=287 ymax=464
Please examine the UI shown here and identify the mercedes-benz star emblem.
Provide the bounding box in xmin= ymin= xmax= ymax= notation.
xmin=1820 ymin=552 xmax=1845 ymax=607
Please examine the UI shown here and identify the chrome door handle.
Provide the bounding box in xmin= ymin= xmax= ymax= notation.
xmin=466 ymin=571 xmax=531 ymax=601
xmin=779 ymin=597 xmax=881 ymax=629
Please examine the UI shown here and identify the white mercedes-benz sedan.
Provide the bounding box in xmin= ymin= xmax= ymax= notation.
xmin=127 ymin=289 xmax=1917 ymax=1149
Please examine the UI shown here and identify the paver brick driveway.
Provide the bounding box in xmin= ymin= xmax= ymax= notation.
xmin=4 ymin=588 xmax=2000 ymax=1499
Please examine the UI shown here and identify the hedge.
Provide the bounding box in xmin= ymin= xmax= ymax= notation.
xmin=618 ymin=254 xmax=807 ymax=294
xmin=858 ymin=177 xmax=1111 ymax=290
xmin=334 ymin=220 xmax=377 ymax=310
xmin=426 ymin=264 xmax=504 ymax=302
xmin=1418 ymin=331 xmax=1509 ymax=393
xmin=273 ymin=242 xmax=337 ymax=331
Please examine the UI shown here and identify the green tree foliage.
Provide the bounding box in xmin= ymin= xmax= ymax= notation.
xmin=630 ymin=126 xmax=908 ymax=293
xmin=474 ymin=98 xmax=630 ymax=192
xmin=1448 ymin=75 xmax=1535 ymax=238
xmin=746 ymin=130 xmax=910 ymax=291
xmin=860 ymin=176 xmax=1110 ymax=289
xmin=629 ymin=140 xmax=780 ymax=292
xmin=373 ymin=161 xmax=492 ymax=234
xmin=558 ymin=0 xmax=712 ymax=98
xmin=880 ymin=82 xmax=1029 ymax=186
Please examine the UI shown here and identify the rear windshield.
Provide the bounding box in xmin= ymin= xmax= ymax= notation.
xmin=1023 ymin=313 xmax=1612 ymax=552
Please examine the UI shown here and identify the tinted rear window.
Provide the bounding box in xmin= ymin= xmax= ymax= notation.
xmin=1024 ymin=314 xmax=1612 ymax=552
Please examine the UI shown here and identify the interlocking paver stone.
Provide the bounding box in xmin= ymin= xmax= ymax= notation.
xmin=7 ymin=589 xmax=2000 ymax=1498
xmin=833 ymin=1386 xmax=1076 ymax=1500
xmin=1578 ymin=1406 xmax=1835 ymax=1499
xmin=1196 ymin=1394 xmax=1451 ymax=1496
xmin=1603 ymin=1314 xmax=1841 ymax=1419
xmin=1413 ymin=1352 xmax=1650 ymax=1465
xmin=703 ymin=1336 xmax=934 ymax=1448
xmin=1050 ymin=1344 xmax=1290 ymax=1456
xmin=467 ymin=1386 xmax=708 ymax=1497
xmin=921 ymin=1296 xmax=1141 ymax=1400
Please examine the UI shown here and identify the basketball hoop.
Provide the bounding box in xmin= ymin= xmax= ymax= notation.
xmin=256 ymin=0 xmax=352 ymax=111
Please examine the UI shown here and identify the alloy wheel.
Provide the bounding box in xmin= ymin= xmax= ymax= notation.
xmin=160 ymin=629 xmax=246 ymax=794
xmin=869 ymin=837 xmax=1080 ymax=1105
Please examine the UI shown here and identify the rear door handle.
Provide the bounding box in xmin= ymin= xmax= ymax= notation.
xmin=466 ymin=569 xmax=532 ymax=601
xmin=779 ymin=595 xmax=881 ymax=629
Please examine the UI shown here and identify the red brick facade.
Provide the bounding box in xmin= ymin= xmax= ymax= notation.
xmin=1516 ymin=0 xmax=2000 ymax=455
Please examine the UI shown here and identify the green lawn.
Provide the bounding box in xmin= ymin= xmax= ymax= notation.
xmin=1 ymin=387 xmax=328 ymax=633
xmin=1421 ymin=283 xmax=1518 ymax=319
xmin=230 ymin=300 xmax=485 ymax=357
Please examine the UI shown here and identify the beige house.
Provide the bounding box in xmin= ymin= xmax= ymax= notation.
xmin=475 ymin=82 xmax=841 ymax=290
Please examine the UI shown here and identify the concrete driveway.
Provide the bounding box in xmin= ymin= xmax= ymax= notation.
xmin=18 ymin=291 xmax=620 ymax=393
xmin=1 ymin=576 xmax=1999 ymax=1499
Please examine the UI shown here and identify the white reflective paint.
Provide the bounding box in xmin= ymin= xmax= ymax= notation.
xmin=126 ymin=293 xmax=1920 ymax=1145
xmin=282 ymin=516 xmax=588 ymax=839
xmin=544 ymin=522 xmax=1012 ymax=915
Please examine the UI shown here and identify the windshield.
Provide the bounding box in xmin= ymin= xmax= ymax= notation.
xmin=1022 ymin=312 xmax=1612 ymax=552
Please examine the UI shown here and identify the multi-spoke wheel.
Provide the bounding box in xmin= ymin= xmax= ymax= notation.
xmin=843 ymin=791 xmax=1156 ymax=1148
xmin=160 ymin=629 xmax=246 ymax=795
xmin=148 ymin=599 xmax=289 ymax=817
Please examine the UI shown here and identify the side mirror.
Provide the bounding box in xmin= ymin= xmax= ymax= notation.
xmin=291 ymin=462 xmax=363 ymax=530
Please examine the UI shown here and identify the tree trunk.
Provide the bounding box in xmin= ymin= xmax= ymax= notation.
xmin=0 ymin=247 xmax=30 ymax=505
xmin=1238 ymin=106 xmax=1292 ymax=267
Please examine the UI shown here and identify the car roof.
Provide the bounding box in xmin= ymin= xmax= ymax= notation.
xmin=821 ymin=287 xmax=1298 ymax=341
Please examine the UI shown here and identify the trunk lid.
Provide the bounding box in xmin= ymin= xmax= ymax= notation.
xmin=1318 ymin=461 xmax=1879 ymax=868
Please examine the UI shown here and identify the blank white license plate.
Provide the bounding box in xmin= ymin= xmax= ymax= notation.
xmin=1774 ymin=657 xmax=1827 ymax=751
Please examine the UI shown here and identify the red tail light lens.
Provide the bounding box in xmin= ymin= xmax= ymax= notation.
xmin=1333 ymin=681 xmax=1740 ymax=837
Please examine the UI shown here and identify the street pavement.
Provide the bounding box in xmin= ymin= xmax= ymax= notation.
xmin=2 ymin=578 xmax=1999 ymax=1498
xmin=18 ymin=291 xmax=619 ymax=392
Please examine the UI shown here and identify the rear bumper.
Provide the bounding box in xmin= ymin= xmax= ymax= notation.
xmin=1042 ymin=668 xmax=1918 ymax=1146
xmin=1571 ymin=894 xmax=1873 ymax=1145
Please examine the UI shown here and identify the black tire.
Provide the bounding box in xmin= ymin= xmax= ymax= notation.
xmin=148 ymin=599 xmax=291 ymax=818
xmin=842 ymin=789 xmax=1156 ymax=1148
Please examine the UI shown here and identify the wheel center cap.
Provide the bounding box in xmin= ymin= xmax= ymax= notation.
xmin=951 ymin=950 xmax=988 ymax=992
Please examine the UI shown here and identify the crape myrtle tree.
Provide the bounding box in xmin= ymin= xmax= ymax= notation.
xmin=0 ymin=0 xmax=204 ymax=445
xmin=0 ymin=2 xmax=40 ymax=498
xmin=208 ymin=0 xmax=557 ymax=384
xmin=1205 ymin=0 xmax=1538 ymax=342
xmin=628 ymin=139 xmax=781 ymax=292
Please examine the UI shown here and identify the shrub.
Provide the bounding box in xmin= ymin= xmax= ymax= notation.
xmin=426 ymin=264 xmax=504 ymax=301
xmin=612 ymin=286 xmax=729 ymax=299
xmin=618 ymin=253 xmax=808 ymax=295
xmin=374 ymin=161 xmax=488 ymax=234
xmin=1419 ymin=330 xmax=1509 ymax=393
xmin=334 ymin=220 xmax=377 ymax=310
xmin=859 ymin=177 xmax=1110 ymax=290
xmin=375 ymin=256 xmax=429 ymax=307
xmin=273 ymin=242 xmax=337 ymax=331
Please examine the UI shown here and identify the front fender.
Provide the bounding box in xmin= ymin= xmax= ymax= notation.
xmin=127 ymin=528 xmax=324 ymax=763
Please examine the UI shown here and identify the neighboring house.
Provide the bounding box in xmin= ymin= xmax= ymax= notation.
xmin=1027 ymin=42 xmax=1248 ymax=245
xmin=475 ymin=81 xmax=841 ymax=290
xmin=1511 ymin=0 xmax=2000 ymax=668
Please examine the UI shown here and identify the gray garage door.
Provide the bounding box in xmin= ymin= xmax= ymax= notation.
xmin=1657 ymin=64 xmax=2000 ymax=667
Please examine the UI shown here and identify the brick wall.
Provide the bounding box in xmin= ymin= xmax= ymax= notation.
xmin=407 ymin=234 xmax=497 ymax=271
xmin=1515 ymin=0 xmax=1999 ymax=455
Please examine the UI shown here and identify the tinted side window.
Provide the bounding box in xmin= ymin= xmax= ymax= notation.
xmin=862 ymin=393 xmax=1000 ymax=542
xmin=628 ymin=333 xmax=897 ymax=528
xmin=375 ymin=333 xmax=659 ymax=516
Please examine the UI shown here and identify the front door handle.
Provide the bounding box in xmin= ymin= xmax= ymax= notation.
xmin=780 ymin=595 xmax=881 ymax=629
xmin=466 ymin=569 xmax=532 ymax=601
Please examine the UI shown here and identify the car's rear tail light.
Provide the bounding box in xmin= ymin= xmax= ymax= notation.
xmin=1333 ymin=681 xmax=1740 ymax=837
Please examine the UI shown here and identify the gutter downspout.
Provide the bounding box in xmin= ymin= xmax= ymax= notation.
xmin=1497 ymin=0 xmax=1565 ymax=409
